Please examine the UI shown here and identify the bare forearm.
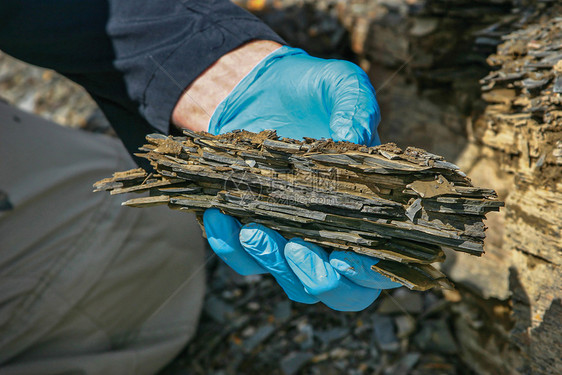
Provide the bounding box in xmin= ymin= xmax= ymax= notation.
xmin=172 ymin=40 xmax=283 ymax=132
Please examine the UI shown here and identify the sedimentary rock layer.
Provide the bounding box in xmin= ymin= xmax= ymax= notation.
xmin=95 ymin=130 xmax=503 ymax=291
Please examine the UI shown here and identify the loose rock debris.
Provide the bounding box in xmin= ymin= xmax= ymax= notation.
xmin=95 ymin=129 xmax=503 ymax=291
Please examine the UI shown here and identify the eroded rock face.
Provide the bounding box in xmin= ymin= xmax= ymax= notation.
xmin=443 ymin=5 xmax=562 ymax=375
xmin=453 ymin=0 xmax=562 ymax=310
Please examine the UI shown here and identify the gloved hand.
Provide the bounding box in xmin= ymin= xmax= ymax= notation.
xmin=203 ymin=46 xmax=400 ymax=311
xmin=208 ymin=46 xmax=381 ymax=145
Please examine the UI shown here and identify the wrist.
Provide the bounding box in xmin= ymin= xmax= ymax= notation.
xmin=172 ymin=40 xmax=283 ymax=132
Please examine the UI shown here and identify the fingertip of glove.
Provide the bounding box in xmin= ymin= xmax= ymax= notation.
xmin=238 ymin=223 xmax=266 ymax=245
xmin=284 ymin=240 xmax=306 ymax=259
xmin=329 ymin=251 xmax=371 ymax=275
xmin=239 ymin=223 xmax=289 ymax=253
xmin=285 ymin=238 xmax=314 ymax=257
xmin=285 ymin=238 xmax=328 ymax=262
xmin=328 ymin=257 xmax=356 ymax=277
xmin=330 ymin=252 xmax=402 ymax=289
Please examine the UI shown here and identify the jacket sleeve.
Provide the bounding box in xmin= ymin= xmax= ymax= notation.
xmin=0 ymin=0 xmax=284 ymax=166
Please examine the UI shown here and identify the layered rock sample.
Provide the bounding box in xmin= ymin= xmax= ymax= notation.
xmin=95 ymin=129 xmax=502 ymax=292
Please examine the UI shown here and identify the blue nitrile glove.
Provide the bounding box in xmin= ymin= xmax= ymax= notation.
xmin=208 ymin=46 xmax=381 ymax=146
xmin=203 ymin=46 xmax=400 ymax=312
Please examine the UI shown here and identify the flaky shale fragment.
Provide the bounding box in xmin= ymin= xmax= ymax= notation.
xmin=94 ymin=130 xmax=503 ymax=291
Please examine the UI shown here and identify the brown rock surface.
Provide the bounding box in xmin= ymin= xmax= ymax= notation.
xmin=94 ymin=129 xmax=503 ymax=291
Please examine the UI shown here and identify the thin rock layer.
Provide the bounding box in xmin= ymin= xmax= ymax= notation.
xmin=94 ymin=130 xmax=503 ymax=291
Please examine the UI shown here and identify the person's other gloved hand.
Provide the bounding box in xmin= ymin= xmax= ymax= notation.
xmin=204 ymin=210 xmax=401 ymax=311
xmin=203 ymin=46 xmax=400 ymax=312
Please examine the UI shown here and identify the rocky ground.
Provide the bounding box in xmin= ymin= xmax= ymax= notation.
xmin=161 ymin=256 xmax=473 ymax=375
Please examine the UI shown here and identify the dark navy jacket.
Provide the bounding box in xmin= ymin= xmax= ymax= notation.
xmin=0 ymin=0 xmax=283 ymax=166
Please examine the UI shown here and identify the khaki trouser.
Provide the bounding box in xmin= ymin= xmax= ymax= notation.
xmin=0 ymin=100 xmax=206 ymax=375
